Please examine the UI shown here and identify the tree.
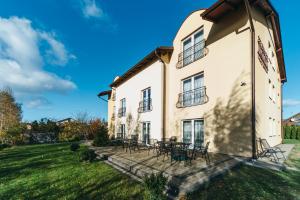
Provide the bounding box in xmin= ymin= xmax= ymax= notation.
xmin=0 ymin=88 xmax=22 ymax=131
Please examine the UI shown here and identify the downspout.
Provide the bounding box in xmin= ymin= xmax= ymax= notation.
xmin=155 ymin=49 xmax=166 ymax=140
xmin=244 ymin=0 xmax=257 ymax=159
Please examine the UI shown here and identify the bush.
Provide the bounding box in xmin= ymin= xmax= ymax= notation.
xmin=284 ymin=126 xmax=291 ymax=139
xmin=70 ymin=143 xmax=80 ymax=151
xmin=144 ymin=172 xmax=167 ymax=200
xmin=0 ymin=143 xmax=11 ymax=151
xmin=93 ymin=125 xmax=109 ymax=147
xmin=296 ymin=127 xmax=300 ymax=140
xmin=59 ymin=121 xmax=85 ymax=142
xmin=290 ymin=126 xmax=296 ymax=139
xmin=80 ymin=149 xmax=97 ymax=162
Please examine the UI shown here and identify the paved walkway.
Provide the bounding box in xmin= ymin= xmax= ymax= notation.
xmin=246 ymin=144 xmax=295 ymax=171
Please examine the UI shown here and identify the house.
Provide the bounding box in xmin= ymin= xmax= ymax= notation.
xmin=56 ymin=118 xmax=73 ymax=126
xmin=283 ymin=113 xmax=300 ymax=126
xmin=98 ymin=0 xmax=286 ymax=158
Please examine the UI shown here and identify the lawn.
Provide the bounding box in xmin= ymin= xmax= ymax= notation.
xmin=188 ymin=139 xmax=300 ymax=200
xmin=0 ymin=143 xmax=145 ymax=200
xmin=1 ymin=141 xmax=299 ymax=200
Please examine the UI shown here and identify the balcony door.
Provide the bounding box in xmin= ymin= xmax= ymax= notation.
xmin=183 ymin=119 xmax=204 ymax=146
xmin=183 ymin=38 xmax=192 ymax=66
xmin=182 ymin=74 xmax=204 ymax=106
xmin=194 ymin=30 xmax=204 ymax=60
xmin=142 ymin=122 xmax=151 ymax=145
xmin=142 ymin=88 xmax=151 ymax=112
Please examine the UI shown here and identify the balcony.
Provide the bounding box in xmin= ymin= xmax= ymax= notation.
xmin=176 ymin=40 xmax=208 ymax=69
xmin=118 ymin=107 xmax=126 ymax=117
xmin=138 ymin=99 xmax=152 ymax=113
xmin=176 ymin=87 xmax=208 ymax=108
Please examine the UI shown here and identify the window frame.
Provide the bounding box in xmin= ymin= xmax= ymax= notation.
xmin=182 ymin=118 xmax=204 ymax=146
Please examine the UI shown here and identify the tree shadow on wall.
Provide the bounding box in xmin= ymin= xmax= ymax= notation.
xmin=204 ymin=72 xmax=257 ymax=157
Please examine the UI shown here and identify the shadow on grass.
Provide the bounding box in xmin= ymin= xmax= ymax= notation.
xmin=187 ymin=164 xmax=300 ymax=200
xmin=0 ymin=143 xmax=145 ymax=200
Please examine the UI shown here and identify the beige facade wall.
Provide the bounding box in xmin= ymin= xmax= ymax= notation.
xmin=107 ymin=89 xmax=116 ymax=137
xmin=166 ymin=7 xmax=253 ymax=157
xmin=252 ymin=8 xmax=283 ymax=148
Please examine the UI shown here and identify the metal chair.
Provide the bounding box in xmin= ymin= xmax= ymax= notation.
xmin=259 ymin=138 xmax=286 ymax=163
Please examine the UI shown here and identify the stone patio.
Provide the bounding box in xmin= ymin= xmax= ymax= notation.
xmin=89 ymin=144 xmax=245 ymax=198
xmin=246 ymin=144 xmax=295 ymax=171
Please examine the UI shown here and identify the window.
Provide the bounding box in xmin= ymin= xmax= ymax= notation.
xmin=119 ymin=98 xmax=126 ymax=117
xmin=140 ymin=88 xmax=151 ymax=112
xmin=182 ymin=74 xmax=204 ymax=106
xmin=182 ymin=29 xmax=204 ymax=66
xmin=142 ymin=122 xmax=151 ymax=145
xmin=183 ymin=119 xmax=204 ymax=146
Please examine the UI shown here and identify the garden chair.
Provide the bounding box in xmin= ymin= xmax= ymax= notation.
xmin=259 ymin=138 xmax=286 ymax=163
xmin=193 ymin=141 xmax=210 ymax=164
xmin=125 ymin=135 xmax=139 ymax=154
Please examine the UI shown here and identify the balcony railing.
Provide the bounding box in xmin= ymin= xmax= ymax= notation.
xmin=138 ymin=99 xmax=152 ymax=113
xmin=176 ymin=87 xmax=208 ymax=108
xmin=118 ymin=107 xmax=126 ymax=117
xmin=176 ymin=40 xmax=208 ymax=69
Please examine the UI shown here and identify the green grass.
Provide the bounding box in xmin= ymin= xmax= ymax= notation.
xmin=284 ymin=139 xmax=300 ymax=144
xmin=188 ymin=143 xmax=300 ymax=200
xmin=0 ymin=143 xmax=144 ymax=200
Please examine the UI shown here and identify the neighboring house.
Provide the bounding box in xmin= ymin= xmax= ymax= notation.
xmin=283 ymin=113 xmax=300 ymax=126
xmin=56 ymin=118 xmax=73 ymax=126
xmin=98 ymin=0 xmax=287 ymax=158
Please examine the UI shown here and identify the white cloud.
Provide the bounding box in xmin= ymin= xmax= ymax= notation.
xmin=283 ymin=99 xmax=300 ymax=107
xmin=26 ymin=97 xmax=51 ymax=109
xmin=81 ymin=0 xmax=104 ymax=19
xmin=0 ymin=16 xmax=76 ymax=97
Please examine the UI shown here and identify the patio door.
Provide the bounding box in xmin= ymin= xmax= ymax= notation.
xmin=194 ymin=120 xmax=204 ymax=146
xmin=120 ymin=124 xmax=126 ymax=138
xmin=183 ymin=121 xmax=192 ymax=143
xmin=183 ymin=119 xmax=204 ymax=146
xmin=142 ymin=122 xmax=151 ymax=145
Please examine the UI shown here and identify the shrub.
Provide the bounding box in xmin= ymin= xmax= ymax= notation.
xmin=296 ymin=127 xmax=300 ymax=140
xmin=70 ymin=143 xmax=80 ymax=151
xmin=59 ymin=121 xmax=84 ymax=142
xmin=291 ymin=126 xmax=297 ymax=139
xmin=144 ymin=172 xmax=167 ymax=200
xmin=93 ymin=125 xmax=109 ymax=147
xmin=0 ymin=143 xmax=11 ymax=151
xmin=80 ymin=149 xmax=97 ymax=162
xmin=284 ymin=126 xmax=291 ymax=139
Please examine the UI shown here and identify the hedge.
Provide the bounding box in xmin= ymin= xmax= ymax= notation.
xmin=284 ymin=126 xmax=300 ymax=140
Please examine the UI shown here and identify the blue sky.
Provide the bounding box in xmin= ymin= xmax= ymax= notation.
xmin=0 ymin=0 xmax=298 ymax=121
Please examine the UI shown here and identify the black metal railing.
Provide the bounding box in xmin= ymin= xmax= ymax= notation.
xmin=177 ymin=40 xmax=207 ymax=69
xmin=138 ymin=99 xmax=152 ymax=113
xmin=118 ymin=107 xmax=126 ymax=117
xmin=176 ymin=87 xmax=208 ymax=108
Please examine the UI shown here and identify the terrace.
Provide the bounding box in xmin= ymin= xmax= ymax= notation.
xmin=89 ymin=143 xmax=244 ymax=197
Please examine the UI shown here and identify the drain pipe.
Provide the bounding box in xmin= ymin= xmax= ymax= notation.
xmin=155 ymin=49 xmax=166 ymax=140
xmin=244 ymin=0 xmax=257 ymax=159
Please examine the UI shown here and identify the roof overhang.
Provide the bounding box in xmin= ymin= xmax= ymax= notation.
xmin=109 ymin=47 xmax=173 ymax=88
xmin=97 ymin=90 xmax=112 ymax=97
xmin=201 ymin=0 xmax=287 ymax=83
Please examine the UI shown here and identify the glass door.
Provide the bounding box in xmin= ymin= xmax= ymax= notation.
xmin=183 ymin=38 xmax=192 ymax=65
xmin=183 ymin=121 xmax=192 ymax=143
xmin=142 ymin=122 xmax=151 ymax=145
xmin=194 ymin=74 xmax=204 ymax=104
xmin=194 ymin=30 xmax=204 ymax=60
xmin=194 ymin=120 xmax=204 ymax=147
xmin=183 ymin=79 xmax=192 ymax=106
